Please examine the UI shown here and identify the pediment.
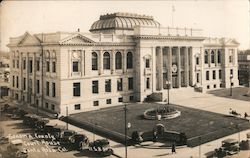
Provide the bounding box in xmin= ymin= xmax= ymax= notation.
xmin=224 ymin=39 xmax=240 ymax=46
xmin=18 ymin=32 xmax=41 ymax=46
xmin=59 ymin=34 xmax=95 ymax=45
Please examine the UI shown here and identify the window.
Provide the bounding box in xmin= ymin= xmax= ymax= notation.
xmin=127 ymin=52 xmax=133 ymax=69
xmin=12 ymin=76 xmax=15 ymax=87
xmin=118 ymin=97 xmax=123 ymax=102
xmin=17 ymin=60 xmax=19 ymax=68
xmin=52 ymin=61 xmax=56 ymax=73
xmin=204 ymin=51 xmax=208 ymax=64
xmin=105 ymin=79 xmax=111 ymax=92
xmin=52 ymin=82 xmax=56 ymax=97
xmin=196 ymin=73 xmax=200 ymax=83
xmin=36 ymin=80 xmax=40 ymax=94
xmin=51 ymin=104 xmax=55 ymax=111
xmin=23 ymin=78 xmax=26 ymax=90
xmin=230 ymin=69 xmax=233 ymax=76
xmin=13 ymin=60 xmax=15 ymax=68
xmin=220 ymin=83 xmax=223 ymax=88
xmin=115 ymin=52 xmax=122 ymax=69
xmin=217 ymin=51 xmax=221 ymax=63
xmin=29 ymin=60 xmax=33 ymax=73
xmin=92 ymin=52 xmax=98 ymax=70
xmin=72 ymin=61 xmax=79 ymax=72
xmin=214 ymin=84 xmax=217 ymax=88
xmin=206 ymin=71 xmax=209 ymax=80
xmin=46 ymin=61 xmax=50 ymax=72
xmin=93 ymin=101 xmax=99 ymax=106
xmin=117 ymin=78 xmax=123 ymax=91
xmin=73 ymin=82 xmax=80 ymax=96
xmin=106 ymin=99 xmax=112 ymax=104
xmin=128 ymin=77 xmax=133 ymax=90
xmin=16 ymin=76 xmax=19 ymax=88
xmin=36 ymin=60 xmax=40 ymax=71
xmin=129 ymin=95 xmax=134 ymax=101
xmin=211 ymin=51 xmax=215 ymax=63
xmin=75 ymin=104 xmax=81 ymax=110
xmin=23 ymin=59 xmax=26 ymax=69
xmin=196 ymin=57 xmax=199 ymax=65
xmin=207 ymin=85 xmax=210 ymax=89
xmin=45 ymin=102 xmax=49 ymax=109
xmin=146 ymin=78 xmax=150 ymax=89
xmin=219 ymin=70 xmax=222 ymax=79
xmin=46 ymin=82 xmax=49 ymax=96
xmin=103 ymin=52 xmax=110 ymax=69
xmin=213 ymin=70 xmax=216 ymax=79
xmin=92 ymin=80 xmax=99 ymax=93
xmin=229 ymin=49 xmax=233 ymax=63
xmin=145 ymin=59 xmax=150 ymax=68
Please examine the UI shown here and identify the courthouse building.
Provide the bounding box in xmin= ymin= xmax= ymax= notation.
xmin=8 ymin=12 xmax=239 ymax=115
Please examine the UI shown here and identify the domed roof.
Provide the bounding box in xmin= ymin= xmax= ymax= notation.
xmin=90 ymin=12 xmax=160 ymax=32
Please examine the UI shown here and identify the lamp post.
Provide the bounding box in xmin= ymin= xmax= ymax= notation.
xmin=124 ymin=104 xmax=131 ymax=158
xmin=230 ymin=74 xmax=233 ymax=96
xmin=166 ymin=81 xmax=171 ymax=105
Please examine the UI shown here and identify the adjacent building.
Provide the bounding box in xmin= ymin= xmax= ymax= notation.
xmin=238 ymin=50 xmax=250 ymax=87
xmin=0 ymin=51 xmax=10 ymax=100
xmin=7 ymin=12 xmax=239 ymax=115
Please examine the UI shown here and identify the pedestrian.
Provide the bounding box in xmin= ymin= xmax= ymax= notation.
xmin=153 ymin=131 xmax=157 ymax=142
xmin=244 ymin=112 xmax=248 ymax=118
xmin=172 ymin=142 xmax=176 ymax=154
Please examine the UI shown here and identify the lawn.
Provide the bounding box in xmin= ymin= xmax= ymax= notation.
xmin=65 ymin=103 xmax=250 ymax=147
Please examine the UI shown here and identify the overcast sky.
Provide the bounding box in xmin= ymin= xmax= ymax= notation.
xmin=0 ymin=0 xmax=249 ymax=51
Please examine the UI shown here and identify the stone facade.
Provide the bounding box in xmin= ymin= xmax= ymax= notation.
xmin=7 ymin=13 xmax=239 ymax=115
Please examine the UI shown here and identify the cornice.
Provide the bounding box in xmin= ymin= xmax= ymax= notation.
xmin=133 ymin=35 xmax=205 ymax=41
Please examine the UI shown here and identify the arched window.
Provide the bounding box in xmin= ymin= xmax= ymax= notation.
xmin=204 ymin=51 xmax=208 ymax=64
xmin=103 ymin=52 xmax=110 ymax=69
xmin=92 ymin=52 xmax=98 ymax=70
xmin=211 ymin=51 xmax=215 ymax=63
xmin=115 ymin=52 xmax=122 ymax=69
xmin=127 ymin=52 xmax=133 ymax=69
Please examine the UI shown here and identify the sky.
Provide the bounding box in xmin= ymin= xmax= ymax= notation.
xmin=0 ymin=0 xmax=249 ymax=51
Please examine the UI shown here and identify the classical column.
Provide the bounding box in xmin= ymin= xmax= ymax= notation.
xmin=177 ymin=47 xmax=181 ymax=88
xmin=158 ymin=47 xmax=163 ymax=90
xmin=184 ymin=47 xmax=189 ymax=87
xmin=167 ymin=47 xmax=172 ymax=88
xmin=111 ymin=50 xmax=115 ymax=74
xmin=123 ymin=50 xmax=127 ymax=73
xmin=98 ymin=50 xmax=103 ymax=75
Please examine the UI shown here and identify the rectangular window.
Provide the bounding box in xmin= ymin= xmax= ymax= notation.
xmin=16 ymin=76 xmax=19 ymax=88
xmin=23 ymin=78 xmax=26 ymax=90
xmin=51 ymin=104 xmax=55 ymax=111
xmin=207 ymin=85 xmax=210 ymax=89
xmin=72 ymin=61 xmax=79 ymax=72
xmin=29 ymin=60 xmax=32 ymax=73
xmin=129 ymin=95 xmax=134 ymax=101
xmin=214 ymin=84 xmax=217 ymax=88
xmin=12 ymin=76 xmax=15 ymax=87
xmin=206 ymin=71 xmax=209 ymax=80
xmin=230 ymin=69 xmax=233 ymax=75
xmin=73 ymin=82 xmax=80 ymax=96
xmin=93 ymin=101 xmax=99 ymax=106
xmin=23 ymin=59 xmax=26 ymax=69
xmin=52 ymin=61 xmax=56 ymax=73
xmin=52 ymin=82 xmax=56 ymax=97
xmin=106 ymin=99 xmax=112 ymax=104
xmin=17 ymin=60 xmax=19 ymax=68
xmin=196 ymin=57 xmax=199 ymax=65
xmin=196 ymin=73 xmax=200 ymax=83
xmin=36 ymin=60 xmax=40 ymax=71
xmin=46 ymin=81 xmax=49 ymax=96
xmin=75 ymin=104 xmax=81 ymax=110
xmin=128 ymin=77 xmax=133 ymax=90
xmin=145 ymin=59 xmax=150 ymax=68
xmin=46 ymin=61 xmax=50 ymax=72
xmin=229 ymin=56 xmax=233 ymax=63
xmin=36 ymin=80 xmax=40 ymax=94
xmin=118 ymin=97 xmax=123 ymax=102
xmin=45 ymin=102 xmax=49 ymax=109
xmin=219 ymin=70 xmax=222 ymax=79
xmin=146 ymin=78 xmax=150 ymax=89
xmin=92 ymin=80 xmax=99 ymax=93
xmin=213 ymin=70 xmax=216 ymax=80
xmin=117 ymin=78 xmax=123 ymax=91
xmin=13 ymin=60 xmax=15 ymax=68
xmin=105 ymin=79 xmax=111 ymax=92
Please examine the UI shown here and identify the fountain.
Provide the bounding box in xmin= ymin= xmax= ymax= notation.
xmin=143 ymin=106 xmax=181 ymax=120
